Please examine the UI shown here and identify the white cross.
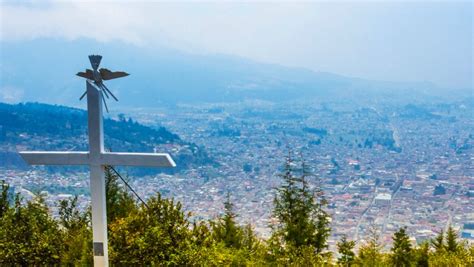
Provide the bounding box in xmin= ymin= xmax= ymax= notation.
xmin=19 ymin=81 xmax=176 ymax=267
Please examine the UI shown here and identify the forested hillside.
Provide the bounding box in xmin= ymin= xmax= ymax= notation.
xmin=0 ymin=102 xmax=213 ymax=171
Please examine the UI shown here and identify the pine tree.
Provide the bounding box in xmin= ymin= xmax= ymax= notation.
xmin=429 ymin=227 xmax=471 ymax=266
xmin=357 ymin=223 xmax=385 ymax=266
xmin=105 ymin=166 xmax=137 ymax=223
xmin=272 ymin=152 xmax=308 ymax=247
xmin=412 ymin=241 xmax=429 ymax=267
xmin=431 ymin=230 xmax=445 ymax=253
xmin=445 ymin=225 xmax=459 ymax=253
xmin=212 ymin=192 xmax=243 ymax=249
xmin=58 ymin=196 xmax=92 ymax=265
xmin=0 ymin=180 xmax=10 ymax=218
xmin=271 ymin=152 xmax=331 ymax=258
xmin=241 ymin=223 xmax=260 ymax=252
xmin=390 ymin=226 xmax=412 ymax=267
xmin=337 ymin=234 xmax=355 ymax=266
xmin=311 ymin=161 xmax=331 ymax=255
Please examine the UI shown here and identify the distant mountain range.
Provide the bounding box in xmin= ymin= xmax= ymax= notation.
xmin=1 ymin=38 xmax=469 ymax=107
xmin=0 ymin=102 xmax=213 ymax=173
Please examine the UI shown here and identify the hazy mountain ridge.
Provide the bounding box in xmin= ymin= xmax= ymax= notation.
xmin=1 ymin=38 xmax=468 ymax=107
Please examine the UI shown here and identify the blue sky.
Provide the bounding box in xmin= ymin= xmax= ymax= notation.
xmin=1 ymin=1 xmax=472 ymax=88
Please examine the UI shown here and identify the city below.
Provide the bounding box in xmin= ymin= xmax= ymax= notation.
xmin=2 ymin=97 xmax=473 ymax=252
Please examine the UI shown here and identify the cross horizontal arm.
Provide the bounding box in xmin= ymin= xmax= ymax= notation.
xmin=100 ymin=152 xmax=176 ymax=167
xmin=19 ymin=151 xmax=89 ymax=165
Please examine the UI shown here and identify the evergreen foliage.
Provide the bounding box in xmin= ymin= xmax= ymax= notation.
xmin=432 ymin=230 xmax=445 ymax=253
xmin=356 ymin=223 xmax=386 ymax=266
xmin=390 ymin=227 xmax=412 ymax=267
xmin=0 ymin=180 xmax=10 ymax=218
xmin=270 ymin=152 xmax=331 ymax=263
xmin=58 ymin=196 xmax=92 ymax=265
xmin=412 ymin=241 xmax=429 ymax=267
xmin=211 ymin=192 xmax=243 ymax=249
xmin=428 ymin=225 xmax=472 ymax=266
xmin=104 ymin=166 xmax=137 ymax=223
xmin=445 ymin=225 xmax=459 ymax=253
xmin=1 ymin=156 xmax=474 ymax=265
xmin=337 ymin=235 xmax=356 ymax=266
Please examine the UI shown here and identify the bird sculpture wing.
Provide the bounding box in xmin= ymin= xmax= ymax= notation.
xmin=76 ymin=69 xmax=94 ymax=80
xmin=99 ymin=68 xmax=129 ymax=80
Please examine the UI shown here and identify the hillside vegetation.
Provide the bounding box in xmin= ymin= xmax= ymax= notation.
xmin=0 ymin=102 xmax=213 ymax=171
xmin=0 ymin=154 xmax=472 ymax=266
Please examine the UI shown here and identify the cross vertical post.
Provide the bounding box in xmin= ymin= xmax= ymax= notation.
xmin=86 ymin=81 xmax=109 ymax=266
xmin=90 ymin=165 xmax=108 ymax=265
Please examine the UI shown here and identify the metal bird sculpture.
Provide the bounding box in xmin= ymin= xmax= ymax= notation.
xmin=77 ymin=55 xmax=129 ymax=112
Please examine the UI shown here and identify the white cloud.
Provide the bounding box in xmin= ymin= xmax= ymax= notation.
xmin=1 ymin=1 xmax=151 ymax=45
xmin=0 ymin=1 xmax=472 ymax=88
xmin=1 ymin=86 xmax=24 ymax=103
